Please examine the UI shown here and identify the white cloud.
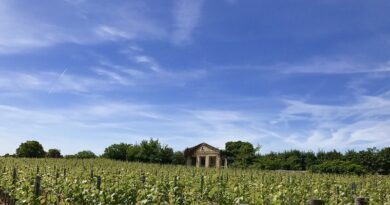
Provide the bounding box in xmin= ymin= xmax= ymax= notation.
xmin=134 ymin=55 xmax=162 ymax=72
xmin=216 ymin=58 xmax=390 ymax=75
xmin=172 ymin=0 xmax=204 ymax=45
xmin=277 ymin=58 xmax=390 ymax=74
xmin=95 ymin=25 xmax=135 ymax=40
xmin=280 ymin=93 xmax=390 ymax=150
xmin=0 ymin=1 xmax=167 ymax=54
xmin=93 ymin=67 xmax=132 ymax=85
xmin=0 ymin=70 xmax=107 ymax=93
xmin=0 ymin=99 xmax=267 ymax=155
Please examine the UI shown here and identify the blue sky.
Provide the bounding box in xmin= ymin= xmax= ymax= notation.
xmin=0 ymin=0 xmax=390 ymax=155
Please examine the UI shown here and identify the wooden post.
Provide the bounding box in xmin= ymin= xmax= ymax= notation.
xmin=140 ymin=173 xmax=146 ymax=184
xmin=173 ymin=176 xmax=177 ymax=187
xmin=96 ymin=176 xmax=101 ymax=190
xmin=355 ymin=197 xmax=369 ymax=205
xmin=90 ymin=169 xmax=94 ymax=178
xmin=307 ymin=199 xmax=325 ymax=205
xmin=200 ymin=175 xmax=204 ymax=196
xmin=12 ymin=167 xmax=17 ymax=185
xmin=351 ymin=183 xmax=357 ymax=196
xmin=34 ymin=176 xmax=41 ymax=198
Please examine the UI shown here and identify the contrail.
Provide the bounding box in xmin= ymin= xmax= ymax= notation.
xmin=48 ymin=68 xmax=68 ymax=94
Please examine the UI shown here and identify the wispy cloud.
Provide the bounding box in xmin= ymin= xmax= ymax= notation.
xmin=277 ymin=58 xmax=390 ymax=74
xmin=279 ymin=93 xmax=390 ymax=150
xmin=48 ymin=68 xmax=68 ymax=94
xmin=93 ymin=67 xmax=132 ymax=85
xmin=172 ymin=0 xmax=204 ymax=45
xmin=0 ymin=99 xmax=266 ymax=154
xmin=215 ymin=58 xmax=390 ymax=74
xmin=0 ymin=1 xmax=167 ymax=53
xmin=0 ymin=70 xmax=103 ymax=93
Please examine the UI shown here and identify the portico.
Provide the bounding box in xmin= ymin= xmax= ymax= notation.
xmin=184 ymin=143 xmax=227 ymax=168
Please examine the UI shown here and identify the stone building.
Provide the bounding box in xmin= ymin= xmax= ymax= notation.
xmin=184 ymin=143 xmax=227 ymax=168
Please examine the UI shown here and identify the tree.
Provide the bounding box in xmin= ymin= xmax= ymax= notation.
xmin=377 ymin=147 xmax=390 ymax=175
xmin=103 ymin=143 xmax=129 ymax=161
xmin=159 ymin=145 xmax=174 ymax=164
xmin=316 ymin=150 xmax=343 ymax=163
xmin=74 ymin=150 xmax=96 ymax=159
xmin=127 ymin=144 xmax=142 ymax=161
xmin=47 ymin=149 xmax=62 ymax=158
xmin=3 ymin=153 xmax=15 ymax=158
xmin=173 ymin=151 xmax=185 ymax=165
xmin=310 ymin=160 xmax=367 ymax=175
xmin=225 ymin=141 xmax=259 ymax=168
xmin=16 ymin=140 xmax=46 ymax=158
xmin=139 ymin=139 xmax=161 ymax=163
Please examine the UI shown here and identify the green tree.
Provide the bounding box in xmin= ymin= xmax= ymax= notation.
xmin=47 ymin=149 xmax=62 ymax=158
xmin=16 ymin=140 xmax=46 ymax=158
xmin=74 ymin=150 xmax=96 ymax=159
xmin=316 ymin=150 xmax=343 ymax=163
xmin=139 ymin=139 xmax=161 ymax=163
xmin=173 ymin=151 xmax=185 ymax=165
xmin=377 ymin=147 xmax=390 ymax=175
xmin=159 ymin=145 xmax=174 ymax=164
xmin=127 ymin=144 xmax=142 ymax=161
xmin=310 ymin=160 xmax=367 ymax=175
xmin=103 ymin=143 xmax=129 ymax=161
xmin=225 ymin=141 xmax=259 ymax=168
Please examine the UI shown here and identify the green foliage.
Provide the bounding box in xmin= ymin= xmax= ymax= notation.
xmin=73 ymin=150 xmax=97 ymax=159
xmin=253 ymin=150 xmax=317 ymax=171
xmin=102 ymin=143 xmax=129 ymax=161
xmin=127 ymin=144 xmax=142 ymax=161
xmin=310 ymin=160 xmax=367 ymax=175
xmin=317 ymin=150 xmax=343 ymax=163
xmin=251 ymin=147 xmax=389 ymax=175
xmin=47 ymin=149 xmax=62 ymax=158
xmin=139 ymin=139 xmax=161 ymax=163
xmin=159 ymin=145 xmax=174 ymax=164
xmin=172 ymin=151 xmax=185 ymax=165
xmin=225 ymin=141 xmax=258 ymax=168
xmin=104 ymin=139 xmax=177 ymax=164
xmin=378 ymin=147 xmax=390 ymax=175
xmin=16 ymin=140 xmax=46 ymax=158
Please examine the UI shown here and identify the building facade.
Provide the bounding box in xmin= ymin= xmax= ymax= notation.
xmin=184 ymin=143 xmax=227 ymax=168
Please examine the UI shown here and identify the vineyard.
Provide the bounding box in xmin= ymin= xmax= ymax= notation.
xmin=0 ymin=158 xmax=389 ymax=205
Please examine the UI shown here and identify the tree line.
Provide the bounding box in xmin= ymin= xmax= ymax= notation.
xmin=3 ymin=140 xmax=389 ymax=175
xmin=223 ymin=141 xmax=389 ymax=175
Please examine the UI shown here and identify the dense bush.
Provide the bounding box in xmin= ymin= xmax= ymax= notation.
xmin=103 ymin=139 xmax=182 ymax=164
xmin=310 ymin=160 xmax=367 ymax=175
xmin=47 ymin=149 xmax=62 ymax=158
xmin=72 ymin=150 xmax=97 ymax=159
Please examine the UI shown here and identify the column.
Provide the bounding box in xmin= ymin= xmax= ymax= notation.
xmin=205 ymin=156 xmax=210 ymax=168
xmin=224 ymin=158 xmax=228 ymax=168
xmin=196 ymin=156 xmax=200 ymax=168
xmin=216 ymin=156 xmax=221 ymax=168
xmin=186 ymin=157 xmax=192 ymax=166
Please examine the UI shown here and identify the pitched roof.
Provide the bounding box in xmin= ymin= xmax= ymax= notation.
xmin=184 ymin=142 xmax=220 ymax=157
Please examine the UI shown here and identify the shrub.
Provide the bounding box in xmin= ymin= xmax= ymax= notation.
xmin=310 ymin=160 xmax=367 ymax=175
